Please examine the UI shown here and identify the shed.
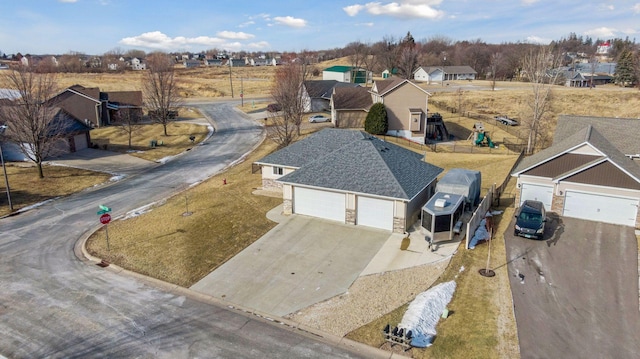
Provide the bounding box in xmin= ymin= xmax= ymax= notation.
xmin=435 ymin=169 xmax=481 ymax=207
xmin=421 ymin=192 xmax=465 ymax=241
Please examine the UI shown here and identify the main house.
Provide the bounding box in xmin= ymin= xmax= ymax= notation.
xmin=255 ymin=128 xmax=443 ymax=232
xmin=512 ymin=115 xmax=640 ymax=228
xmin=48 ymin=85 xmax=143 ymax=128
xmin=413 ymin=66 xmax=477 ymax=84
xmin=330 ymin=77 xmax=431 ymax=144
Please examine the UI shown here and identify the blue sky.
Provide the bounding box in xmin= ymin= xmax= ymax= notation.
xmin=1 ymin=0 xmax=639 ymax=55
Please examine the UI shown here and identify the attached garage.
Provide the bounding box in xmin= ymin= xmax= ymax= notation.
xmin=520 ymin=183 xmax=553 ymax=210
xmin=357 ymin=196 xmax=394 ymax=231
xmin=73 ymin=133 xmax=88 ymax=151
xmin=293 ymin=187 xmax=345 ymax=222
xmin=563 ymin=191 xmax=639 ymax=227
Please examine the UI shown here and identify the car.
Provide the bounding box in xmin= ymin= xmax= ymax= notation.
xmin=309 ymin=114 xmax=330 ymax=123
xmin=267 ymin=103 xmax=282 ymax=112
xmin=494 ymin=115 xmax=519 ymax=126
xmin=514 ymin=200 xmax=546 ymax=240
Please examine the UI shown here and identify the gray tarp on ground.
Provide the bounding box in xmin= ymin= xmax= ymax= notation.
xmin=435 ymin=168 xmax=481 ymax=206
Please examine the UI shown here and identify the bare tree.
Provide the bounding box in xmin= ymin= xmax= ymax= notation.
xmin=0 ymin=65 xmax=64 ymax=178
xmin=397 ymin=47 xmax=420 ymax=79
xmin=489 ymin=52 xmax=503 ymax=91
xmin=113 ymin=108 xmax=142 ymax=149
xmin=268 ymin=63 xmax=307 ymax=146
xmin=521 ymin=46 xmax=561 ymax=154
xmin=143 ymin=52 xmax=183 ymax=136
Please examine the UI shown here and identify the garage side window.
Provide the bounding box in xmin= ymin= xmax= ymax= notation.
xmin=273 ymin=166 xmax=284 ymax=176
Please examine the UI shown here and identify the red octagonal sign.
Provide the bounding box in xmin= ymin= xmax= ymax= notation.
xmin=100 ymin=213 xmax=111 ymax=224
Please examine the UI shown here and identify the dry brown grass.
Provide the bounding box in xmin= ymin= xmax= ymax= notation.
xmin=346 ymin=193 xmax=520 ymax=359
xmin=90 ymin=122 xmax=210 ymax=162
xmin=0 ymin=164 xmax=110 ymax=216
xmin=85 ymin=138 xmax=282 ymax=287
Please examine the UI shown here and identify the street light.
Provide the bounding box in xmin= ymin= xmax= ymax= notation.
xmin=0 ymin=125 xmax=13 ymax=211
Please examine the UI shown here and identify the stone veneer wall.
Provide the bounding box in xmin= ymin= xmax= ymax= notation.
xmin=346 ymin=209 xmax=356 ymax=225
xmin=262 ymin=178 xmax=283 ymax=190
xmin=551 ymin=194 xmax=565 ymax=213
xmin=393 ymin=217 xmax=405 ymax=233
xmin=283 ymin=199 xmax=292 ymax=215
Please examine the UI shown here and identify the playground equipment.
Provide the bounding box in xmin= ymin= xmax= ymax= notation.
xmin=469 ymin=122 xmax=495 ymax=148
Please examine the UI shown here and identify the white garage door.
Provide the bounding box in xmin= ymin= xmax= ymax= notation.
xmin=73 ymin=133 xmax=88 ymax=151
xmin=520 ymin=183 xmax=553 ymax=210
xmin=357 ymin=196 xmax=394 ymax=231
xmin=294 ymin=187 xmax=345 ymax=222
xmin=563 ymin=191 xmax=638 ymax=227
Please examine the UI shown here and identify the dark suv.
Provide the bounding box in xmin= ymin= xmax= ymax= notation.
xmin=514 ymin=200 xmax=546 ymax=240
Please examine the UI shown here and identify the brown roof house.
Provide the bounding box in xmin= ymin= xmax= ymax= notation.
xmin=48 ymin=85 xmax=143 ymax=128
xmin=330 ymin=78 xmax=431 ymax=144
xmin=511 ymin=115 xmax=640 ymax=228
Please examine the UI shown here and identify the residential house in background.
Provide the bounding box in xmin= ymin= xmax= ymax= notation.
xmin=330 ymin=86 xmax=372 ymax=128
xmin=322 ymin=66 xmax=372 ymax=84
xmin=413 ymin=66 xmax=477 ymax=84
xmin=184 ymin=59 xmax=201 ymax=68
xmin=129 ymin=57 xmax=146 ymax=70
xmin=512 ymin=115 xmax=640 ymax=228
xmin=48 ymin=85 xmax=143 ymax=128
xmin=254 ymin=128 xmax=443 ymax=232
xmin=302 ymin=80 xmax=360 ymax=113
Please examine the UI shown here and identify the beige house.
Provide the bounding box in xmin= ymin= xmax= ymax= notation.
xmin=329 ymin=77 xmax=431 ymax=143
xmin=512 ymin=115 xmax=640 ymax=228
xmin=370 ymin=78 xmax=431 ymax=143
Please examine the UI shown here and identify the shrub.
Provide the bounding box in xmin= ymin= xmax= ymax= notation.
xmin=365 ymin=103 xmax=388 ymax=135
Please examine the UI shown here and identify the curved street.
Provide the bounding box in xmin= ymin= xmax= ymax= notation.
xmin=0 ymin=101 xmax=376 ymax=358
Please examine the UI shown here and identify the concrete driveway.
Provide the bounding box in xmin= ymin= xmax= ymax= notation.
xmin=191 ymin=214 xmax=390 ymax=317
xmin=506 ymin=215 xmax=640 ymax=358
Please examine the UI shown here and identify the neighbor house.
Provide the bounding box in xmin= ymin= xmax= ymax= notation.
xmin=330 ymin=86 xmax=373 ymax=128
xmin=413 ymin=66 xmax=477 ymax=84
xmin=0 ymin=107 xmax=92 ymax=161
xmin=511 ymin=115 xmax=640 ymax=228
xmin=254 ymin=128 xmax=443 ymax=232
xmin=48 ymin=85 xmax=143 ymax=128
xmin=302 ymin=80 xmax=360 ymax=113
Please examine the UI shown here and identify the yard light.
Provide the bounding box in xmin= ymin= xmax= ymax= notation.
xmin=0 ymin=125 xmax=13 ymax=211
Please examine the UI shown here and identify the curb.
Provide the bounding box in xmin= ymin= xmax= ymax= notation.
xmin=76 ymin=228 xmax=401 ymax=358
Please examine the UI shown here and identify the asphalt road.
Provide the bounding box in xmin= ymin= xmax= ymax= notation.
xmin=0 ymin=100 xmax=377 ymax=358
xmin=506 ymin=215 xmax=640 ymax=359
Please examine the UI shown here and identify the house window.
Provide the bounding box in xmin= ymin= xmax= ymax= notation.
xmin=273 ymin=167 xmax=284 ymax=175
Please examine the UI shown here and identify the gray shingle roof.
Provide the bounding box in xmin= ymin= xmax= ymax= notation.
xmin=554 ymin=115 xmax=640 ymax=156
xmin=260 ymin=128 xmax=443 ymax=200
xmin=304 ymin=80 xmax=359 ymax=99
xmin=513 ymin=125 xmax=640 ymax=181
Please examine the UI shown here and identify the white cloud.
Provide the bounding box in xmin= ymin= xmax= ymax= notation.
xmin=633 ymin=3 xmax=640 ymax=13
xmin=622 ymin=28 xmax=637 ymax=35
xmin=247 ymin=41 xmax=270 ymax=49
xmin=216 ymin=31 xmax=255 ymax=40
xmin=356 ymin=22 xmax=374 ymax=27
xmin=238 ymin=21 xmax=255 ymax=28
xmin=584 ymin=26 xmax=617 ymax=37
xmin=59 ymin=0 xmax=78 ymax=2
xmin=343 ymin=1 xmax=444 ymax=19
xmin=526 ymin=36 xmax=551 ymax=44
xmin=273 ymin=16 xmax=307 ymax=28
xmin=120 ymin=31 xmax=242 ymax=51
xmin=521 ymin=0 xmax=539 ymax=5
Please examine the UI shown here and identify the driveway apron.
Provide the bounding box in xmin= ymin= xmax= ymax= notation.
xmin=191 ymin=215 xmax=390 ymax=316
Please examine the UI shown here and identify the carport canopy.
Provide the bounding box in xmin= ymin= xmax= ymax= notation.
xmin=422 ymin=192 xmax=465 ymax=238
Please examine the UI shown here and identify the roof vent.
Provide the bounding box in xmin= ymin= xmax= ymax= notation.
xmin=434 ymin=198 xmax=447 ymax=208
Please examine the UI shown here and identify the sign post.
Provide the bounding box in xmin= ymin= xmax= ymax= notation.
xmin=97 ymin=205 xmax=112 ymax=251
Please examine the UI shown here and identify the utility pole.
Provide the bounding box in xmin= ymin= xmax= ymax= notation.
xmin=228 ymin=60 xmax=234 ymax=98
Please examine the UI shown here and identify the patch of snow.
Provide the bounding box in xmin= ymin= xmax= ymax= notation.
xmin=109 ymin=175 xmax=126 ymax=182
xmin=126 ymin=150 xmax=145 ymax=153
xmin=156 ymin=155 xmax=177 ymax=164
xmin=459 ymin=266 xmax=465 ymax=273
xmin=17 ymin=197 xmax=61 ymax=212
xmin=122 ymin=203 xmax=156 ymax=219
xmin=398 ymin=281 xmax=456 ymax=348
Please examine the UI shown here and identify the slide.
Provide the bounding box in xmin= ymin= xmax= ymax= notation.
xmin=486 ymin=134 xmax=495 ymax=148
xmin=474 ymin=132 xmax=485 ymax=146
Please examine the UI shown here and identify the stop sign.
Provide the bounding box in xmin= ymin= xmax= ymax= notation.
xmin=100 ymin=213 xmax=111 ymax=224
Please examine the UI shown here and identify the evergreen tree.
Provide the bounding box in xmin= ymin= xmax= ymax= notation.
xmin=364 ymin=103 xmax=388 ymax=135
xmin=614 ymin=49 xmax=637 ymax=86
